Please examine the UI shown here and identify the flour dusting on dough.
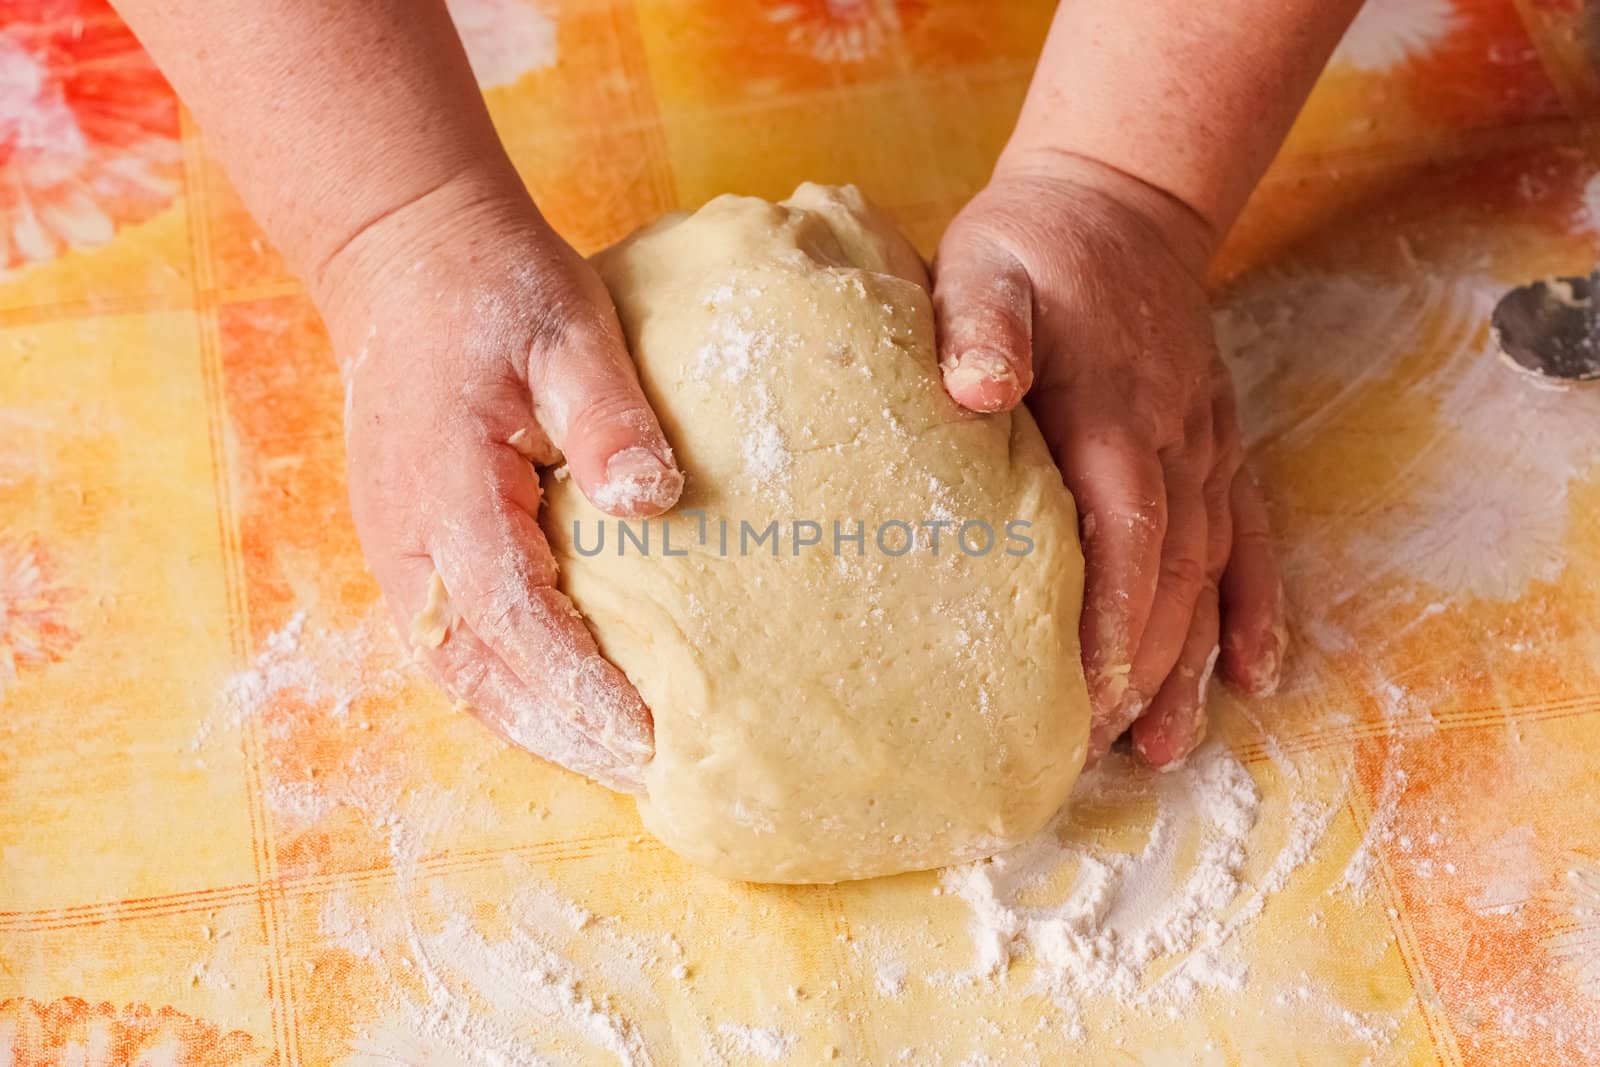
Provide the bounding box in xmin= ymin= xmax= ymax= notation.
xmin=690 ymin=293 xmax=793 ymax=489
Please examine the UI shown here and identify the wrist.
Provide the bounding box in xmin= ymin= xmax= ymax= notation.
xmin=992 ymin=145 xmax=1218 ymax=280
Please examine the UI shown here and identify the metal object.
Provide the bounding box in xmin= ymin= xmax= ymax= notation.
xmin=1491 ymin=272 xmax=1600 ymax=385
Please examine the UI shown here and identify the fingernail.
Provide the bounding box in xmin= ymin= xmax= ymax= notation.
xmin=1092 ymin=660 xmax=1132 ymax=714
xmin=943 ymin=350 xmax=1019 ymax=411
xmin=592 ymin=446 xmax=685 ymax=515
xmin=1249 ymin=648 xmax=1281 ymax=697
xmin=1186 ymin=713 xmax=1208 ymax=754
xmin=1250 ymin=624 xmax=1287 ymax=697
xmin=1139 ymin=713 xmax=1204 ymax=772
xmin=1133 ymin=728 xmax=1173 ymax=770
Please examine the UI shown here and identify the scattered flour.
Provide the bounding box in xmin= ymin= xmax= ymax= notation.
xmin=1553 ymin=857 xmax=1600 ymax=1003
xmin=1216 ymin=270 xmax=1600 ymax=605
xmin=875 ymin=959 xmax=908 ymax=999
xmin=200 ymin=608 xmax=404 ymax=750
xmin=715 ymin=1024 xmax=799 ymax=1062
xmin=1468 ymin=826 xmax=1539 ymax=916
xmin=239 ymin=592 xmax=1356 ymax=1062
xmin=210 ymin=612 xmax=657 ymax=1063
xmin=938 ymin=745 xmax=1282 ymax=1035
xmin=1338 ymin=758 xmax=1409 ymax=898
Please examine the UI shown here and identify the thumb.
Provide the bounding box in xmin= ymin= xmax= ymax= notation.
xmin=932 ymin=234 xmax=1034 ymax=413
xmin=527 ymin=295 xmax=685 ymax=519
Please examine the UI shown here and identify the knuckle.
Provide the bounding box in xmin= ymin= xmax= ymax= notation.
xmin=1203 ymin=471 xmax=1237 ymax=527
xmin=1178 ymin=396 xmax=1215 ymax=451
xmin=1080 ymin=494 xmax=1165 ymax=553
xmin=1124 ymin=392 xmax=1179 ymax=446
xmin=1232 ymin=523 xmax=1277 ymax=557
xmin=933 ymin=222 xmax=997 ymax=279
xmin=1160 ymin=554 xmax=1210 ymax=601
xmin=1205 ymin=522 xmax=1233 ymax=575
xmin=566 ymin=387 xmax=654 ymax=443
xmin=529 ymin=294 xmax=608 ymax=362
xmin=1211 ymin=434 xmax=1246 ymax=479
xmin=1081 ymin=419 xmax=1162 ymax=469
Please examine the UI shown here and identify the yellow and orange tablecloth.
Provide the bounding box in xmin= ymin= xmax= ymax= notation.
xmin=6 ymin=1 xmax=1600 ymax=1063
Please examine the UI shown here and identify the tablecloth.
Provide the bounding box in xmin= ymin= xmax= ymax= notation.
xmin=5 ymin=1 xmax=1600 ymax=1063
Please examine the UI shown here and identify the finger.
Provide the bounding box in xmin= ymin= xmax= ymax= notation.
xmin=1130 ymin=585 xmax=1221 ymax=768
xmin=1219 ymin=466 xmax=1287 ymax=696
xmin=1123 ymin=457 xmax=1210 ymax=728
xmin=1037 ymin=415 xmax=1166 ymax=759
xmin=425 ymin=442 xmax=654 ymax=781
xmin=932 ymin=235 xmax=1033 ymax=413
xmin=427 ymin=601 xmax=637 ymax=791
xmin=437 ymin=620 xmax=639 ymax=792
xmin=526 ymin=295 xmax=683 ymax=517
xmin=1129 ymin=433 xmax=1232 ymax=768
xmin=375 ymin=553 xmax=639 ymax=791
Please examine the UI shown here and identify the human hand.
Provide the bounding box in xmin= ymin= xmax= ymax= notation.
xmin=933 ymin=152 xmax=1285 ymax=768
xmin=319 ymin=184 xmax=683 ymax=793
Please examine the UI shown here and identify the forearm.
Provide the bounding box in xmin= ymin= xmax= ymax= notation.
xmin=110 ymin=0 xmax=528 ymax=308
xmin=1004 ymin=0 xmax=1363 ymax=252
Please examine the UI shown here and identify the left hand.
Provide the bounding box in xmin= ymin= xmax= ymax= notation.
xmin=932 ymin=151 xmax=1285 ymax=768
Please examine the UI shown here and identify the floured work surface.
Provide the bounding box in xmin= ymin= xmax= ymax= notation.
xmin=5 ymin=1 xmax=1600 ymax=1064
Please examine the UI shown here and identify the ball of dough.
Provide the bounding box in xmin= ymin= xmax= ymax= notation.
xmin=543 ymin=184 xmax=1089 ymax=883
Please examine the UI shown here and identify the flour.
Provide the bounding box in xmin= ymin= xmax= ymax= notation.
xmin=715 ymin=1024 xmax=799 ymax=1062
xmin=740 ymin=383 xmax=790 ymax=484
xmin=209 ymin=609 xmax=665 ymax=1063
xmin=330 ymin=849 xmax=661 ymax=1066
xmin=937 ymin=746 xmax=1264 ymax=1034
xmin=1274 ymin=976 xmax=1399 ymax=1045
xmin=875 ymin=959 xmax=908 ymax=998
xmin=1339 ymin=755 xmax=1408 ymax=898
xmin=1553 ymin=858 xmax=1600 ymax=1002
xmin=203 ymin=609 xmax=405 ymax=748
xmin=1469 ymin=826 xmax=1539 ymax=915
xmin=690 ymin=298 xmax=793 ymax=489
xmin=406 ymin=914 xmax=650 ymax=1066
xmin=319 ymin=894 xmax=382 ymax=962
xmin=1216 ymin=270 xmax=1600 ymax=605
xmin=220 ymin=563 xmax=1390 ymax=1060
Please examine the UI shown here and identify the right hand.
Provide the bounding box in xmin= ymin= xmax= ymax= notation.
xmin=933 ymin=154 xmax=1285 ymax=769
xmin=318 ymin=182 xmax=682 ymax=793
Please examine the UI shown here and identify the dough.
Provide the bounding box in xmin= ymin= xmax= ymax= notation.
xmin=543 ymin=184 xmax=1089 ymax=883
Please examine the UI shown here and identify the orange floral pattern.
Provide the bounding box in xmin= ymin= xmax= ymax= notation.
xmin=0 ymin=534 xmax=76 ymax=694
xmin=0 ymin=998 xmax=275 ymax=1066
xmin=0 ymin=0 xmax=179 ymax=269
xmin=763 ymin=0 xmax=926 ymax=62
